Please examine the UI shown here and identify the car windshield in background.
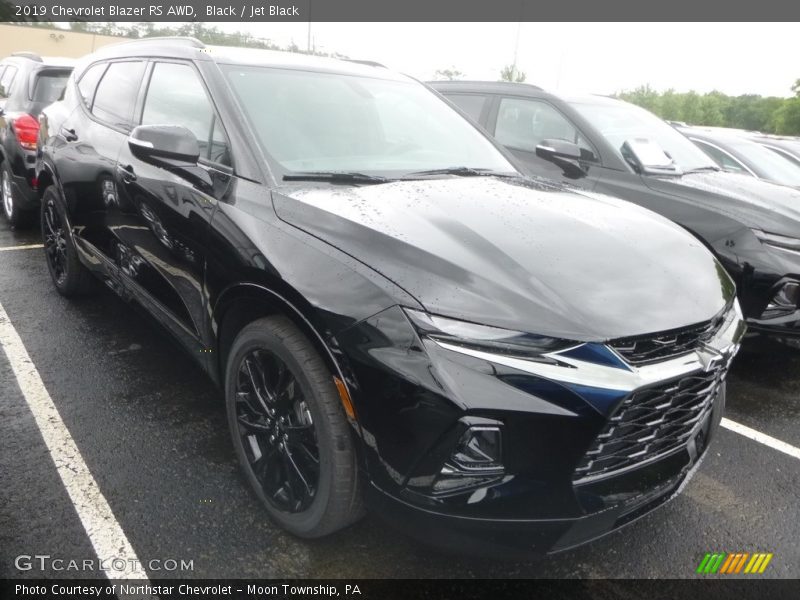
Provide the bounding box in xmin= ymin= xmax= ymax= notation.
xmin=32 ymin=72 xmax=70 ymax=104
xmin=729 ymin=139 xmax=800 ymax=187
xmin=222 ymin=66 xmax=515 ymax=177
xmin=569 ymin=101 xmax=718 ymax=172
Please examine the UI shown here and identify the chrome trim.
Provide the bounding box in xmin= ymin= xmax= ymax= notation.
xmin=433 ymin=301 xmax=745 ymax=393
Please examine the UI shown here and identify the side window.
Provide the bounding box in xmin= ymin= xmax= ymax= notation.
xmin=495 ymin=97 xmax=595 ymax=158
xmin=0 ymin=66 xmax=19 ymax=99
xmin=92 ymin=61 xmax=145 ymax=130
xmin=693 ymin=140 xmax=750 ymax=175
xmin=447 ymin=94 xmax=488 ymax=123
xmin=77 ymin=63 xmax=108 ymax=109
xmin=141 ymin=62 xmax=231 ymax=166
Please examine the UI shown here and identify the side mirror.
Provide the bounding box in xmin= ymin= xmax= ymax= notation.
xmin=128 ymin=125 xmax=200 ymax=167
xmin=535 ymin=138 xmax=586 ymax=179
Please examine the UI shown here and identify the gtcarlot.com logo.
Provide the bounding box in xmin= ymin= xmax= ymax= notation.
xmin=14 ymin=555 xmax=194 ymax=573
xmin=696 ymin=552 xmax=773 ymax=574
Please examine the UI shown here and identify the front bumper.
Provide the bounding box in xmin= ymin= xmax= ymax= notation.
xmin=340 ymin=302 xmax=743 ymax=556
xmin=366 ymin=405 xmax=718 ymax=558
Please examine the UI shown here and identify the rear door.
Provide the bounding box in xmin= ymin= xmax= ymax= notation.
xmin=57 ymin=60 xmax=147 ymax=294
xmin=113 ymin=59 xmax=234 ymax=355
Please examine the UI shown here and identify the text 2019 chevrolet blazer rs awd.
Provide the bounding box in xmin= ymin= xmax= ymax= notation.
xmin=37 ymin=38 xmax=745 ymax=556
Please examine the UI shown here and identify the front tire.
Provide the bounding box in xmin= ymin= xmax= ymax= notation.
xmin=225 ymin=316 xmax=363 ymax=538
xmin=41 ymin=187 xmax=95 ymax=297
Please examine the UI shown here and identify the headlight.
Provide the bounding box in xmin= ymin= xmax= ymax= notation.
xmin=403 ymin=308 xmax=575 ymax=360
xmin=753 ymin=230 xmax=800 ymax=253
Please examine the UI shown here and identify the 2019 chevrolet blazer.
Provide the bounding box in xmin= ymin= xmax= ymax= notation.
xmin=431 ymin=81 xmax=800 ymax=349
xmin=37 ymin=38 xmax=745 ymax=556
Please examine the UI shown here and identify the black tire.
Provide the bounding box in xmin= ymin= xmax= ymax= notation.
xmin=1 ymin=163 xmax=33 ymax=228
xmin=41 ymin=186 xmax=96 ymax=297
xmin=225 ymin=315 xmax=363 ymax=538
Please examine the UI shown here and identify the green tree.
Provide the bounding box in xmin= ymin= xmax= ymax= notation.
xmin=499 ymin=65 xmax=526 ymax=83
xmin=435 ymin=67 xmax=464 ymax=81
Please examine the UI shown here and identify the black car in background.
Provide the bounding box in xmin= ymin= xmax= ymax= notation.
xmin=431 ymin=81 xmax=800 ymax=347
xmin=677 ymin=126 xmax=800 ymax=189
xmin=37 ymin=38 xmax=745 ymax=556
xmin=0 ymin=52 xmax=73 ymax=226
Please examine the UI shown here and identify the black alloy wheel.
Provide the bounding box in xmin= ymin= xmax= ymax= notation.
xmin=226 ymin=316 xmax=363 ymax=537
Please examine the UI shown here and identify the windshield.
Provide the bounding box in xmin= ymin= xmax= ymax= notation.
xmin=728 ymin=139 xmax=800 ymax=187
xmin=222 ymin=65 xmax=515 ymax=177
xmin=569 ymin=100 xmax=717 ymax=172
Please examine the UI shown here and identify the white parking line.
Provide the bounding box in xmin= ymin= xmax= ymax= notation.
xmin=0 ymin=301 xmax=148 ymax=581
xmin=0 ymin=243 xmax=44 ymax=252
xmin=722 ymin=418 xmax=800 ymax=461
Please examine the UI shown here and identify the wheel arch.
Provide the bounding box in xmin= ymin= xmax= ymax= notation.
xmin=212 ymin=283 xmax=359 ymax=423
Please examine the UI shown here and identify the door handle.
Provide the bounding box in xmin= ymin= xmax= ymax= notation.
xmin=60 ymin=127 xmax=78 ymax=142
xmin=116 ymin=164 xmax=137 ymax=183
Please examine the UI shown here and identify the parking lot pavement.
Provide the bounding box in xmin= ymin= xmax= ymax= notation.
xmin=1 ymin=218 xmax=799 ymax=580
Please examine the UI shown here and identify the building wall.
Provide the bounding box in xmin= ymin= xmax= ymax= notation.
xmin=0 ymin=24 xmax=120 ymax=60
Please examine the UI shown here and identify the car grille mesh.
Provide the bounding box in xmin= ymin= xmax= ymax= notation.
xmin=609 ymin=313 xmax=726 ymax=366
xmin=573 ymin=367 xmax=723 ymax=482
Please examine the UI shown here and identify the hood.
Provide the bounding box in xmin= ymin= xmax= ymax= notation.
xmin=647 ymin=171 xmax=800 ymax=238
xmin=273 ymin=177 xmax=734 ymax=341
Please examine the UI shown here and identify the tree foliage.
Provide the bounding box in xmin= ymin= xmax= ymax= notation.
xmin=434 ymin=67 xmax=464 ymax=81
xmin=499 ymin=65 xmax=526 ymax=83
xmin=616 ymin=84 xmax=800 ymax=135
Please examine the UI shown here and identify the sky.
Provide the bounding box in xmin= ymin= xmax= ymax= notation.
xmin=206 ymin=22 xmax=800 ymax=98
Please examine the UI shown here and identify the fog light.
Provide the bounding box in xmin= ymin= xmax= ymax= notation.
xmin=431 ymin=426 xmax=504 ymax=494
xmin=763 ymin=281 xmax=800 ymax=319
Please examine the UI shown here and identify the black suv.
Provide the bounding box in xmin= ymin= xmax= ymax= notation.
xmin=431 ymin=81 xmax=800 ymax=348
xmin=0 ymin=52 xmax=73 ymax=226
xmin=38 ymin=39 xmax=744 ymax=556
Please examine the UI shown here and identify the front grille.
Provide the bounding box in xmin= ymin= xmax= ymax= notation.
xmin=573 ymin=367 xmax=723 ymax=482
xmin=609 ymin=312 xmax=727 ymax=366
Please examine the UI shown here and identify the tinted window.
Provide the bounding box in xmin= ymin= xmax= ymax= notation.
xmin=77 ymin=63 xmax=108 ymax=109
xmin=141 ymin=62 xmax=230 ymax=165
xmin=32 ymin=72 xmax=71 ymax=104
xmin=0 ymin=66 xmax=18 ymax=99
xmin=692 ymin=140 xmax=750 ymax=174
xmin=495 ymin=97 xmax=594 ymax=157
xmin=92 ymin=61 xmax=145 ymax=130
xmin=766 ymin=146 xmax=800 ymax=167
xmin=447 ymin=94 xmax=488 ymax=122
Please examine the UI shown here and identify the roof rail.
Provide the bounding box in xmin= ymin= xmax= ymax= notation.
xmin=344 ymin=59 xmax=386 ymax=68
xmin=11 ymin=51 xmax=43 ymax=62
xmin=108 ymin=36 xmax=206 ymax=49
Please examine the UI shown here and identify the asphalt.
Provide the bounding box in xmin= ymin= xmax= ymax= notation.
xmin=0 ymin=218 xmax=798 ymax=580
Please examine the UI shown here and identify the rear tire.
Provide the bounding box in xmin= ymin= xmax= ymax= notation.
xmin=225 ymin=315 xmax=364 ymax=538
xmin=41 ymin=186 xmax=96 ymax=297
xmin=1 ymin=163 xmax=33 ymax=228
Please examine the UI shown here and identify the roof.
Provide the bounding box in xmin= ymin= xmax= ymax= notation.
xmin=88 ymin=36 xmax=405 ymax=81
xmin=2 ymin=53 xmax=75 ymax=69
xmin=427 ymin=80 xmax=622 ymax=106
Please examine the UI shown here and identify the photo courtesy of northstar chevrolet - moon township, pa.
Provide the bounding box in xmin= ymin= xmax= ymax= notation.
xmin=4 ymin=36 xmax=775 ymax=557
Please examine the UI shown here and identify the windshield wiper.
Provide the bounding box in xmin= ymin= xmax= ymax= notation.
xmin=403 ymin=167 xmax=517 ymax=178
xmin=683 ymin=165 xmax=721 ymax=175
xmin=283 ymin=171 xmax=391 ymax=184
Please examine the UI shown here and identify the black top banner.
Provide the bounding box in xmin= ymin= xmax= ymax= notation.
xmin=2 ymin=0 xmax=800 ymax=22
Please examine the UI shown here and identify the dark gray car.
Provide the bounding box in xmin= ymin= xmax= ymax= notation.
xmin=429 ymin=81 xmax=800 ymax=347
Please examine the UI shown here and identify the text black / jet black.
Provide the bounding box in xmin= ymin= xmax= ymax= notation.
xmin=37 ymin=38 xmax=745 ymax=556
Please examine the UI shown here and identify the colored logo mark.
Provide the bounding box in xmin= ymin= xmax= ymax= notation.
xmin=696 ymin=552 xmax=773 ymax=574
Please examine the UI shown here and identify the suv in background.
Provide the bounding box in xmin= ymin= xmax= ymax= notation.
xmin=431 ymin=81 xmax=800 ymax=348
xmin=0 ymin=52 xmax=73 ymax=227
xmin=37 ymin=39 xmax=744 ymax=556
